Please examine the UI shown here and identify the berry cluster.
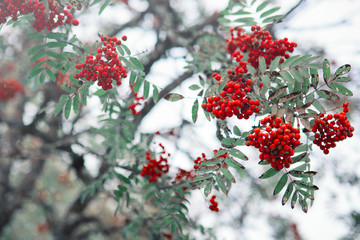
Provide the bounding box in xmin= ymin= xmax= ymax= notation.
xmin=246 ymin=116 xmax=301 ymax=170
xmin=227 ymin=26 xmax=297 ymax=69
xmin=0 ymin=78 xmax=25 ymax=102
xmin=312 ymin=102 xmax=354 ymax=154
xmin=0 ymin=0 xmax=79 ymax=32
xmin=128 ymin=84 xmax=144 ymax=115
xmin=209 ymin=195 xmax=219 ymax=212
xmin=141 ymin=143 xmax=170 ymax=183
xmin=74 ymin=36 xmax=127 ymax=91
xmin=201 ymin=71 xmax=260 ymax=120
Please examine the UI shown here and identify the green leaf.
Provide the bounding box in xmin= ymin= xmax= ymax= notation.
xmin=115 ymin=173 xmax=131 ymax=184
xmin=312 ymin=100 xmax=325 ymax=113
xmin=189 ymin=84 xmax=201 ymax=90
xmin=334 ymin=77 xmax=351 ymax=82
xmin=27 ymin=32 xmax=44 ymax=39
xmin=281 ymin=55 xmax=301 ymax=69
xmin=215 ymin=175 xmax=228 ymax=194
xmin=218 ymin=17 xmax=231 ymax=23
xmin=289 ymin=69 xmax=304 ymax=83
xmin=263 ymin=14 xmax=283 ymax=23
xmin=256 ymin=1 xmax=270 ymax=12
xmin=259 ymin=7 xmax=281 ymax=18
xmin=121 ymin=44 xmax=131 ymax=55
xmin=204 ymin=180 xmax=213 ymax=197
xmin=72 ymin=94 xmax=80 ymax=114
xmin=47 ymin=32 xmax=68 ymax=39
xmin=280 ymin=71 xmax=295 ymax=85
xmin=61 ymin=84 xmax=76 ymax=94
xmin=218 ymin=79 xmax=226 ymax=92
xmin=99 ymin=0 xmax=111 ymax=15
xmin=64 ymin=99 xmax=72 ymax=119
xmin=213 ymin=149 xmax=228 ymax=158
xmin=192 ymin=174 xmax=213 ymax=183
xmin=295 ymin=180 xmax=319 ymax=190
xmin=164 ymin=93 xmax=184 ymax=102
xmin=329 ymin=83 xmax=353 ymax=96
xmin=269 ymin=56 xmax=281 ymax=71
xmin=310 ymin=68 xmax=319 ymax=88
xmin=273 ymin=174 xmax=288 ymax=195
xmin=45 ymin=67 xmax=56 ymax=81
xmin=130 ymin=57 xmax=144 ymax=71
xmin=259 ymin=168 xmax=280 ymax=179
xmin=122 ymin=58 xmax=136 ymax=69
xmin=39 ymin=73 xmax=45 ymax=83
xmin=152 ymin=85 xmax=159 ymax=103
xmin=129 ymin=71 xmax=136 ymax=85
xmin=322 ymin=59 xmax=331 ymax=83
xmin=233 ymin=125 xmax=241 ymax=136
xmin=143 ymin=80 xmax=150 ymax=99
xmin=29 ymin=67 xmax=44 ymax=79
xmin=299 ymin=197 xmax=308 ymax=213
xmin=221 ymin=137 xmax=236 ymax=147
xmin=259 ymin=56 xmax=266 ymax=73
xmin=229 ymin=148 xmax=248 ymax=160
xmin=333 ymin=64 xmax=351 ymax=79
xmin=27 ymin=44 xmax=44 ymax=56
xmin=30 ymin=51 xmax=46 ymax=64
xmin=288 ymin=170 xmax=317 ymax=178
xmin=80 ymin=192 xmax=88 ymax=204
xmin=46 ymin=41 xmax=67 ymax=48
xmin=90 ymin=0 xmax=102 ymax=7
xmin=294 ymin=144 xmax=308 ymax=153
xmin=54 ymin=95 xmax=69 ymax=116
xmin=316 ymin=90 xmax=340 ymax=102
xmin=133 ymin=76 xmax=144 ymax=93
xmin=291 ymin=190 xmax=298 ymax=209
xmin=47 ymin=51 xmax=67 ymax=60
xmin=268 ymin=85 xmax=287 ymax=100
xmin=221 ymin=167 xmax=235 ymax=183
xmin=282 ymin=182 xmax=294 ymax=205
xmin=93 ymin=88 xmax=107 ymax=96
xmin=225 ymin=157 xmax=245 ymax=175
xmin=201 ymin=157 xmax=224 ymax=166
xmin=192 ymin=99 xmax=199 ymax=123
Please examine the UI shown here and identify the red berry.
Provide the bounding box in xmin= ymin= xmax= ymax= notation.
xmin=72 ymin=19 xmax=79 ymax=26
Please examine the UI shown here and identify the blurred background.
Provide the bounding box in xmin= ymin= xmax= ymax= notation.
xmin=0 ymin=0 xmax=359 ymax=239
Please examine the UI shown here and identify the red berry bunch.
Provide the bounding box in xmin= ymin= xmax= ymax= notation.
xmin=312 ymin=102 xmax=354 ymax=154
xmin=0 ymin=78 xmax=25 ymax=102
xmin=246 ymin=116 xmax=301 ymax=170
xmin=201 ymin=71 xmax=260 ymax=120
xmin=74 ymin=36 xmax=127 ymax=91
xmin=226 ymin=26 xmax=297 ymax=69
xmin=128 ymin=84 xmax=144 ymax=115
xmin=0 ymin=0 xmax=79 ymax=32
xmin=209 ymin=195 xmax=219 ymax=212
xmin=140 ymin=143 xmax=170 ymax=183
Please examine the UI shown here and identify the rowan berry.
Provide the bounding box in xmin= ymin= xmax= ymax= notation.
xmin=209 ymin=195 xmax=219 ymax=212
xmin=128 ymin=84 xmax=144 ymax=115
xmin=246 ymin=115 xmax=301 ymax=170
xmin=202 ymin=70 xmax=259 ymax=120
xmin=141 ymin=143 xmax=170 ymax=183
xmin=0 ymin=78 xmax=25 ymax=102
xmin=122 ymin=35 xmax=127 ymax=41
xmin=226 ymin=26 xmax=297 ymax=69
xmin=74 ymin=35 xmax=127 ymax=90
xmin=0 ymin=0 xmax=80 ymax=31
xmin=312 ymin=103 xmax=354 ymax=154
